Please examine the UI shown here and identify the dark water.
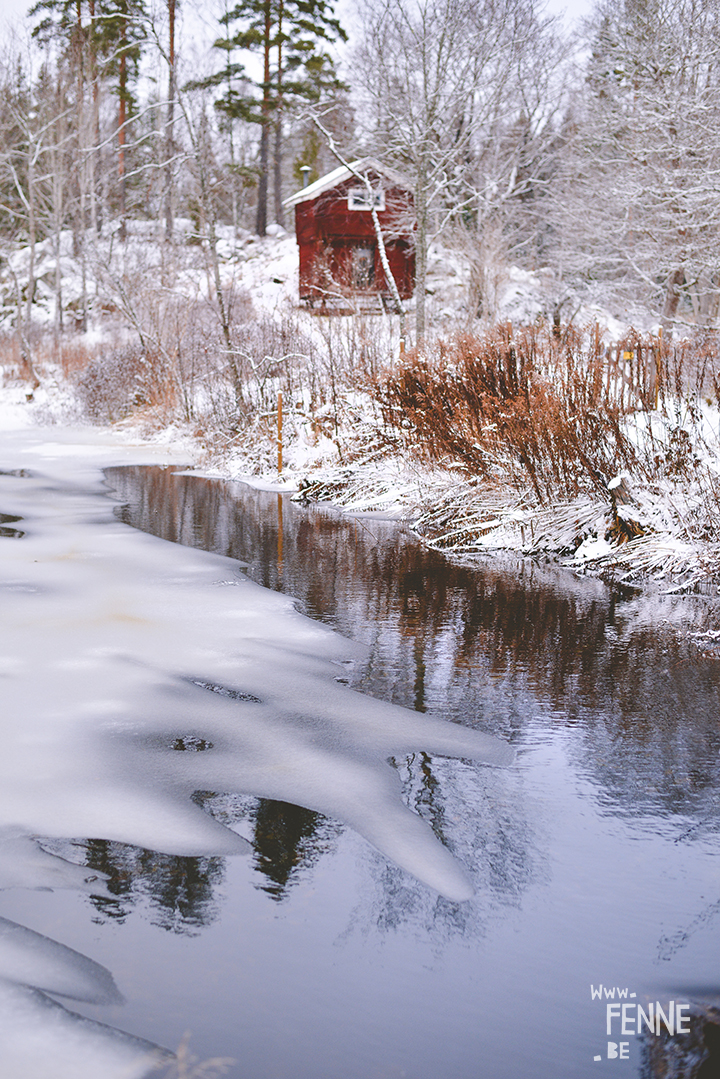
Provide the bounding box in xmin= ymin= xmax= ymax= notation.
xmin=18 ymin=464 xmax=720 ymax=1078
xmin=0 ymin=511 xmax=24 ymax=538
xmin=105 ymin=466 xmax=720 ymax=806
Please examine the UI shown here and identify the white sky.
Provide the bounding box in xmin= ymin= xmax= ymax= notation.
xmin=544 ymin=0 xmax=594 ymax=25
xmin=2 ymin=0 xmax=30 ymax=27
xmin=3 ymin=0 xmax=596 ymax=39
xmin=545 ymin=0 xmax=593 ymax=15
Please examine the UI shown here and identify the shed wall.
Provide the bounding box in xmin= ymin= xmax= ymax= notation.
xmin=293 ymin=176 xmax=415 ymax=302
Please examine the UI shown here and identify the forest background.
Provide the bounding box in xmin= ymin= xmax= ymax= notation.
xmin=2 ymin=0 xmax=720 ymax=589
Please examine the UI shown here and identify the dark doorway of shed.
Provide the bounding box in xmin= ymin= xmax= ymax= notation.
xmin=352 ymin=245 xmax=375 ymax=289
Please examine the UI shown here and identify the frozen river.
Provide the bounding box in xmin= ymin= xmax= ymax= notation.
xmin=1 ymin=423 xmax=720 ymax=1078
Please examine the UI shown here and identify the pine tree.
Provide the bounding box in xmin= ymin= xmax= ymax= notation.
xmin=94 ymin=0 xmax=148 ymax=238
xmin=206 ymin=0 xmax=346 ymax=235
xmin=31 ymin=0 xmax=148 ymax=240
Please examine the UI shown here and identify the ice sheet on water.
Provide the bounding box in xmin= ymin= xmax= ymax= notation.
xmin=0 ymin=425 xmax=513 ymax=904
xmin=0 ymin=422 xmax=514 ymax=1072
xmin=0 ymin=917 xmax=121 ymax=1003
xmin=0 ymin=980 xmax=168 ymax=1079
xmin=0 ymin=900 xmax=166 ymax=1079
xmin=0 ymin=418 xmax=518 ymax=1070
xmin=0 ymin=837 xmax=110 ymax=895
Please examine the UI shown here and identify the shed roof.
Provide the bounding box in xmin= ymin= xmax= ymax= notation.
xmin=283 ymin=157 xmax=412 ymax=208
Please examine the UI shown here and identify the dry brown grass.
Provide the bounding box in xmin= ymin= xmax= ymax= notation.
xmin=56 ymin=337 xmax=101 ymax=377
xmin=0 ymin=331 xmax=101 ymax=384
xmin=371 ymin=324 xmax=720 ymax=506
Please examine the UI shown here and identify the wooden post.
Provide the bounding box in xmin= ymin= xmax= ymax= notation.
xmin=622 ymin=349 xmax=633 ymax=410
xmin=277 ymin=391 xmax=283 ymax=474
xmin=593 ymin=322 xmax=601 ymax=406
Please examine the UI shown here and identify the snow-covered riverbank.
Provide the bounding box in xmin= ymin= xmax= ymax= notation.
xmin=3 ymin=229 xmax=720 ymax=597
xmin=5 ymin=355 xmax=720 ymax=606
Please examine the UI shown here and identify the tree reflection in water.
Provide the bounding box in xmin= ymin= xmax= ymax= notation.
xmin=73 ymin=796 xmax=333 ymax=922
xmin=102 ymin=465 xmax=720 ymax=931
xmin=0 ymin=511 xmax=24 ymax=538
xmin=76 ymin=839 xmax=224 ymax=935
xmin=197 ymin=790 xmax=340 ymax=902
xmin=251 ymin=800 xmax=324 ymax=900
xmin=76 ymin=787 xmax=342 ymax=907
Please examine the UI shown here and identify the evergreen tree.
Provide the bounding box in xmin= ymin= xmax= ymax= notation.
xmin=94 ymin=0 xmax=148 ymax=238
xmin=30 ymin=0 xmax=148 ymax=240
xmin=205 ymin=0 xmax=346 ymax=235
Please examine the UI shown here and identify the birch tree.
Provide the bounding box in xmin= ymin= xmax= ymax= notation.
xmin=164 ymin=0 xmax=177 ymax=241
xmin=0 ymin=53 xmax=76 ymax=372
xmin=353 ymin=0 xmax=558 ymax=342
xmin=559 ymin=0 xmax=720 ymax=323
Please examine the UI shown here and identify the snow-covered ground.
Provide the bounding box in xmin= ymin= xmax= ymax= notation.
xmin=0 ymin=224 xmax=646 ymax=341
xmin=3 ymin=226 xmax=720 ymax=594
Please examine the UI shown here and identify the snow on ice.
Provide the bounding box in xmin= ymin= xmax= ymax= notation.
xmin=0 ymin=418 xmax=513 ymax=1076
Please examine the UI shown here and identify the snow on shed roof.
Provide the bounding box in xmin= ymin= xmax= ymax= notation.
xmin=283 ymin=157 xmax=412 ymax=207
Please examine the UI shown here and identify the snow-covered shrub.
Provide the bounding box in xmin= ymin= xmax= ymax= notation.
xmin=373 ymin=325 xmax=720 ymax=509
xmin=374 ymin=326 xmax=643 ymax=503
xmin=73 ymin=346 xmax=176 ymax=423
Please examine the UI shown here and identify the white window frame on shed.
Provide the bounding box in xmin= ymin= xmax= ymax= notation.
xmin=347 ymin=187 xmax=385 ymax=211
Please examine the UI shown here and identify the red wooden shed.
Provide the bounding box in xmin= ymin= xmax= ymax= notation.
xmin=284 ymin=157 xmax=415 ymax=306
